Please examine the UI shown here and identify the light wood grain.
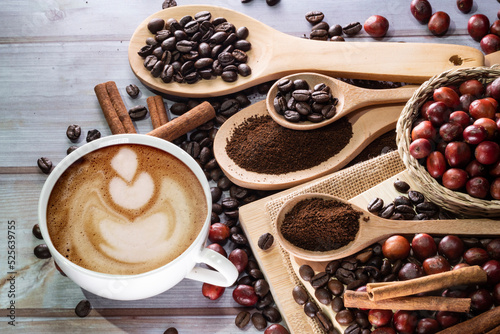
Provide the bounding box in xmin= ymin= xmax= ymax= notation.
xmin=213 ymin=100 xmax=405 ymax=190
xmin=128 ymin=5 xmax=485 ymax=98
xmin=266 ymin=73 xmax=417 ymax=130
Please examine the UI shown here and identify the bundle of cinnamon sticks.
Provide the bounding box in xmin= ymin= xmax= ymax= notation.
xmin=94 ymin=81 xmax=215 ymax=141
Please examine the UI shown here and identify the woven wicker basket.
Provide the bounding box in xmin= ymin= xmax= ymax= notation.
xmin=396 ymin=65 xmax=500 ymax=218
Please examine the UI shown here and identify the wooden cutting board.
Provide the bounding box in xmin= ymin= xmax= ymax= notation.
xmin=238 ymin=169 xmax=421 ymax=333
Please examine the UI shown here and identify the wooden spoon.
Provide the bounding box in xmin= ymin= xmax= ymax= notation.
xmin=128 ymin=5 xmax=484 ymax=98
xmin=213 ymin=99 xmax=406 ymax=190
xmin=275 ymin=193 xmax=498 ymax=262
xmin=266 ymin=73 xmax=417 ymax=130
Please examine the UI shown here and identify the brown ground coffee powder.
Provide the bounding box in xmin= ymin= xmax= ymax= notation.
xmin=225 ymin=115 xmax=352 ymax=174
xmin=280 ymin=198 xmax=360 ymax=251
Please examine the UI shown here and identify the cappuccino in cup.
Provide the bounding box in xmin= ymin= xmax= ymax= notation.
xmin=46 ymin=143 xmax=207 ymax=275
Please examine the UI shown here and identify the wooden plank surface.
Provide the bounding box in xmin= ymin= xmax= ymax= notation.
xmin=1 ymin=0 xmax=499 ymax=333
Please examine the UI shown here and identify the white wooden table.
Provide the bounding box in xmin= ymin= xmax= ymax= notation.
xmin=0 ymin=0 xmax=498 ymax=333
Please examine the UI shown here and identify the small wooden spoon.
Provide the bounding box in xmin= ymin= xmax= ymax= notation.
xmin=275 ymin=193 xmax=498 ymax=262
xmin=213 ymin=100 xmax=405 ymax=190
xmin=128 ymin=5 xmax=484 ymax=98
xmin=266 ymin=73 xmax=417 ymax=130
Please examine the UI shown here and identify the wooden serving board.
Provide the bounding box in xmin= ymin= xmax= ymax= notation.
xmin=239 ymin=170 xmax=428 ymax=333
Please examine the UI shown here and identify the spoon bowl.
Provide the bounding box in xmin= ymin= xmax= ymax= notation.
xmin=275 ymin=193 xmax=498 ymax=262
xmin=266 ymin=73 xmax=417 ymax=130
xmin=128 ymin=5 xmax=484 ymax=98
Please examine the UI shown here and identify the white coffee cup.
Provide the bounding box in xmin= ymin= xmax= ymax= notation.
xmin=38 ymin=134 xmax=238 ymax=300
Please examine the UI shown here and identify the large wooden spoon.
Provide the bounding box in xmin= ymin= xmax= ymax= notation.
xmin=213 ymin=99 xmax=406 ymax=190
xmin=266 ymin=73 xmax=417 ymax=130
xmin=275 ymin=193 xmax=498 ymax=262
xmin=128 ymin=5 xmax=484 ymax=98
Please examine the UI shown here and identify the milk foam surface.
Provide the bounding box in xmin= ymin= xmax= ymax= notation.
xmin=47 ymin=144 xmax=207 ymax=275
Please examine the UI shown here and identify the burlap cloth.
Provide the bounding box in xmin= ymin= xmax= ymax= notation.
xmin=264 ymin=150 xmax=406 ymax=333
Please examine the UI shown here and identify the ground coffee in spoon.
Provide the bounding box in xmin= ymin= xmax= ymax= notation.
xmin=280 ymin=198 xmax=360 ymax=251
xmin=225 ymin=115 xmax=352 ymax=174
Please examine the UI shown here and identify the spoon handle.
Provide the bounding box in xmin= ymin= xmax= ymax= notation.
xmin=270 ymin=34 xmax=483 ymax=83
xmin=341 ymin=84 xmax=418 ymax=114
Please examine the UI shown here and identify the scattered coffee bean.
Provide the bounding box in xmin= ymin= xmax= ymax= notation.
xmin=327 ymin=279 xmax=344 ymax=296
xmin=75 ymin=299 xmax=92 ymax=318
xmin=394 ymin=179 xmax=410 ymax=193
xmin=299 ymin=264 xmax=314 ymax=281
xmin=330 ymin=36 xmax=345 ymax=42
xmin=235 ymin=311 xmax=251 ymax=329
xmin=66 ymin=124 xmax=81 ymax=141
xmin=331 ymin=295 xmax=344 ymax=312
xmin=329 ymin=24 xmax=343 ymax=37
xmin=251 ymin=312 xmax=267 ymax=330
xmin=305 ymin=11 xmax=325 ymax=24
xmin=34 ymin=244 xmax=51 ymax=259
xmin=367 ymin=197 xmax=384 ymax=213
xmin=303 ymin=300 xmax=319 ymax=318
xmin=37 ymin=157 xmax=53 ymax=174
xmin=314 ymin=287 xmax=333 ymax=305
xmin=266 ymin=0 xmax=280 ymax=6
xmin=262 ymin=305 xmax=281 ymax=323
xmin=317 ymin=310 xmax=334 ymax=332
xmin=258 ymin=232 xmax=274 ymax=250
xmin=32 ymin=224 xmax=43 ymax=240
xmin=128 ymin=105 xmax=148 ymax=120
xmin=67 ymin=146 xmax=78 ymax=155
xmin=292 ymin=285 xmax=308 ymax=305
xmin=310 ymin=272 xmax=329 ymax=289
xmin=125 ymin=84 xmax=140 ymax=98
xmin=86 ymin=129 xmax=101 ymax=142
xmin=336 ymin=309 xmax=354 ymax=325
xmin=343 ymin=22 xmax=362 ymax=36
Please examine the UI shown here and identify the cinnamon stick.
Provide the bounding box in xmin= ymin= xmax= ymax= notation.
xmin=94 ymin=81 xmax=136 ymax=134
xmin=435 ymin=306 xmax=500 ymax=334
xmin=147 ymin=101 xmax=215 ymax=141
xmin=486 ymin=325 xmax=500 ymax=334
xmin=366 ymin=265 xmax=487 ymax=301
xmin=344 ymin=290 xmax=471 ymax=313
xmin=147 ymin=95 xmax=169 ymax=129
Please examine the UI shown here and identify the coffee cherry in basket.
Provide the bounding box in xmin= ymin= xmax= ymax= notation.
xmin=442 ymin=168 xmax=468 ymax=190
xmin=466 ymin=176 xmax=490 ymax=199
xmin=475 ymin=141 xmax=500 ymax=165
xmin=409 ymin=138 xmax=432 ymax=159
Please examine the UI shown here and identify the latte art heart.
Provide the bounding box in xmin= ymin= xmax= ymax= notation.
xmin=109 ymin=172 xmax=154 ymax=210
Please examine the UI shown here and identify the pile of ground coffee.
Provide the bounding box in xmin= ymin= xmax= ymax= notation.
xmin=225 ymin=115 xmax=352 ymax=174
xmin=280 ymin=198 xmax=360 ymax=251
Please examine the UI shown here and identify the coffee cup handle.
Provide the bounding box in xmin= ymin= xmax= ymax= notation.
xmin=185 ymin=248 xmax=239 ymax=287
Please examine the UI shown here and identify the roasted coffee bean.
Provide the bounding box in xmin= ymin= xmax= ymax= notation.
xmin=365 ymin=255 xmax=383 ymax=269
xmin=258 ymin=232 xmax=274 ymax=250
xmin=160 ymin=64 xmax=174 ymax=83
xmin=310 ymin=29 xmax=329 ymax=40
xmin=217 ymin=176 xmax=232 ymax=190
xmin=32 ymin=224 xmax=43 ymax=240
xmin=34 ymin=244 xmax=51 ymax=259
xmin=170 ymin=102 xmax=188 ymax=116
xmin=321 ymin=104 xmax=336 ymax=119
xmin=305 ymin=11 xmax=325 ymax=24
xmin=336 ymin=309 xmax=354 ymax=325
xmin=315 ymin=287 xmax=333 ymax=305
xmin=184 ymin=141 xmax=200 ymax=158
xmin=277 ymin=79 xmax=294 ymax=93
xmin=221 ymin=197 xmax=239 ymax=210
xmin=86 ymin=129 xmax=101 ymax=142
xmin=393 ymin=195 xmax=412 ymax=207
xmin=307 ymin=113 xmax=324 ymax=123
xmin=408 ymin=190 xmax=425 ymax=204
xmin=379 ymin=203 xmax=395 ymax=218
xmin=341 ymin=258 xmax=358 ymax=271
xmin=254 ymin=279 xmax=270 ymax=297
xmin=256 ymin=291 xmax=274 ymax=310
xmin=395 ymin=204 xmax=415 ymax=215
xmin=355 ymin=310 xmax=371 ymax=329
xmin=367 ymin=197 xmax=384 ymax=213
xmin=144 ymin=55 xmax=158 ymax=70
xmin=211 ymin=212 xmax=220 ymax=224
xmin=237 ymin=63 xmax=252 ymax=77
xmin=335 ymin=268 xmax=356 ymax=285
xmin=328 ymin=24 xmax=343 ymax=37
xmin=224 ymin=209 xmax=239 ymax=220
xmin=292 ymin=285 xmax=308 ymax=305
xmin=312 ymin=21 xmax=329 ymax=32
xmin=128 ymin=105 xmax=148 ymax=120
xmin=235 ymin=311 xmax=251 ymax=329
xmin=310 ymin=272 xmax=330 ymax=289
xmin=303 ymin=301 xmax=319 ymax=318
xmin=262 ymin=305 xmax=281 ymax=323
xmin=231 ymin=233 xmax=248 ymax=246
xmin=345 ymin=322 xmax=362 ymax=334
xmin=205 ymin=158 xmax=219 ymax=170
xmin=346 ymin=278 xmax=367 ymax=291
xmin=415 ymin=201 xmax=439 ymax=217
xmin=148 ymin=18 xmax=165 ymax=34
xmin=284 ymin=110 xmax=300 ymax=122
xmin=210 ymin=187 xmax=222 ymax=202
xmin=75 ymin=299 xmax=92 ymax=318
xmin=251 ymin=312 xmax=267 ymax=330
xmin=317 ymin=310 xmax=333 ymax=331
xmin=330 ymin=36 xmax=345 ymax=42
xmin=343 ymin=22 xmax=362 ymax=36
xmin=221 ymin=70 xmax=238 ymax=82
xmin=325 ymin=260 xmax=341 ymax=275
xmin=291 ymin=89 xmax=311 ymax=102
xmin=37 ymin=157 xmax=53 ymax=174
xmin=138 ymin=44 xmax=154 ymax=57
xmin=236 ymin=26 xmax=249 ymax=39
xmin=394 ymin=179 xmax=410 ymax=193
xmin=163 ymin=327 xmax=178 ymax=334
xmin=299 ymin=264 xmax=314 ymax=281
xmin=162 ymin=0 xmax=177 ymax=9
xmin=355 ymin=248 xmax=373 ymax=263
xmin=327 ymin=279 xmax=344 ymax=296
xmin=125 ymin=84 xmax=140 ymax=98
xmin=391 ymin=259 xmax=403 ymax=274
xmin=266 ymin=0 xmax=280 ymax=6
xmin=66 ymin=124 xmax=81 ymax=141
xmin=331 ymin=295 xmax=344 ymax=312
xmin=66 ymin=145 xmax=78 ymax=155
